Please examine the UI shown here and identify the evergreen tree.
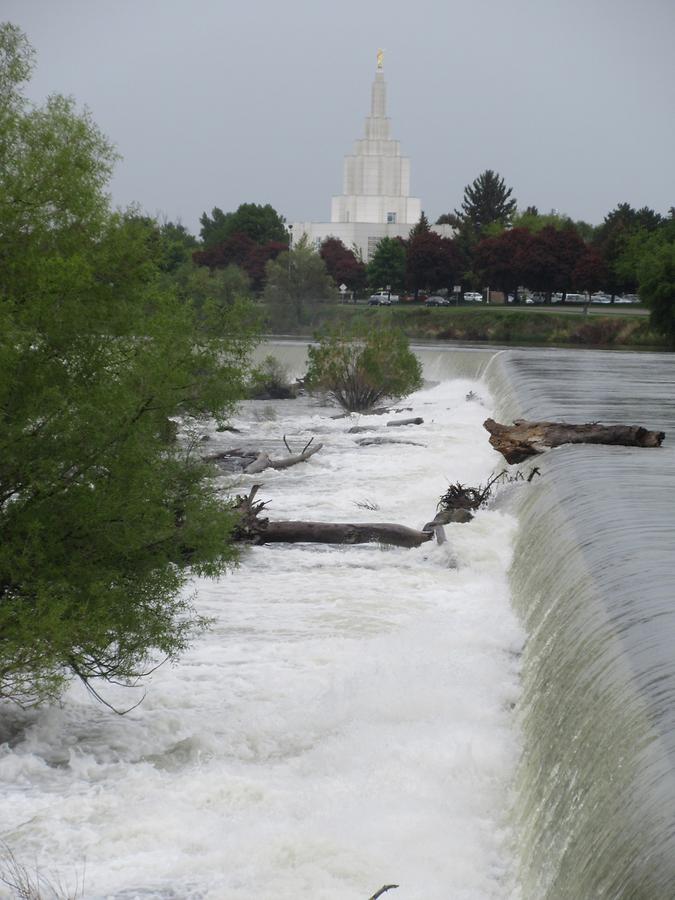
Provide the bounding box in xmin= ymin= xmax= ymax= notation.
xmin=0 ymin=25 xmax=257 ymax=706
xmin=408 ymin=211 xmax=431 ymax=240
xmin=455 ymin=169 xmax=517 ymax=234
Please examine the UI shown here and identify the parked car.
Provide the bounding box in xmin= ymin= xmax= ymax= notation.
xmin=369 ymin=291 xmax=398 ymax=305
xmin=425 ymin=295 xmax=450 ymax=307
xmin=464 ymin=291 xmax=483 ymax=302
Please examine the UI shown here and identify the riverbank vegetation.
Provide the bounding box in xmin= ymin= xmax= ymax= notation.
xmin=259 ymin=303 xmax=663 ymax=348
xmin=0 ymin=25 xmax=257 ymax=706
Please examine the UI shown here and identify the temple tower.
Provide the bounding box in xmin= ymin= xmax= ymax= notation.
xmin=291 ymin=52 xmax=450 ymax=262
xmin=330 ymin=52 xmax=421 ymax=227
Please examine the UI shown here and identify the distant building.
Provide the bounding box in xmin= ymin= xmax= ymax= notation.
xmin=291 ymin=52 xmax=452 ymax=261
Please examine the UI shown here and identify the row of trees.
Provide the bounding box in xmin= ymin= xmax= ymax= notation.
xmin=185 ymin=169 xmax=673 ymax=336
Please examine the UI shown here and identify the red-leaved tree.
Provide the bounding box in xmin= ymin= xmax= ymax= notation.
xmin=406 ymin=232 xmax=465 ymax=294
xmin=193 ymin=233 xmax=287 ymax=292
xmin=319 ymin=238 xmax=367 ymax=291
xmin=475 ymin=228 xmax=533 ymax=302
xmin=573 ymin=247 xmax=609 ymax=297
xmin=521 ymin=225 xmax=586 ymax=301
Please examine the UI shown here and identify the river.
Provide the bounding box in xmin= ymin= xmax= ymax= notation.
xmin=1 ymin=342 xmax=673 ymax=899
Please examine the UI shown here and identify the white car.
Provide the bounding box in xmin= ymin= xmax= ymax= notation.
xmin=369 ymin=291 xmax=398 ymax=305
xmin=464 ymin=291 xmax=483 ymax=302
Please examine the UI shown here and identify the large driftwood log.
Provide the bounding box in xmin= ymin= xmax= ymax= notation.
xmin=484 ymin=418 xmax=665 ymax=464
xmin=233 ymin=485 xmax=436 ymax=548
xmin=205 ymin=437 xmax=323 ymax=474
xmin=254 ymin=521 xmax=433 ymax=548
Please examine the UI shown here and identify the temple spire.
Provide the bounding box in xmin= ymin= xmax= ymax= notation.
xmin=370 ymin=55 xmax=387 ymax=121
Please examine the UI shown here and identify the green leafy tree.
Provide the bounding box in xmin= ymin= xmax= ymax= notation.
xmin=636 ymin=222 xmax=675 ymax=341
xmin=0 ymin=25 xmax=257 ymax=706
xmin=594 ymin=203 xmax=661 ymax=299
xmin=306 ymin=326 xmax=423 ymax=411
xmin=263 ymin=235 xmax=337 ymax=330
xmin=198 ymin=206 xmax=231 ymax=247
xmin=435 ymin=212 xmax=461 ymax=228
xmin=199 ymin=203 xmax=287 ymax=248
xmin=455 ymin=169 xmax=517 ymax=234
xmin=367 ymin=236 xmax=406 ymax=291
xmin=512 ymin=209 xmax=575 ymax=234
xmin=170 ymin=261 xmax=252 ymax=315
xmin=158 ymin=220 xmax=198 ymax=273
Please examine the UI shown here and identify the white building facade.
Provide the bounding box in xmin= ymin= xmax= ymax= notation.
xmin=292 ymin=53 xmax=452 ymax=261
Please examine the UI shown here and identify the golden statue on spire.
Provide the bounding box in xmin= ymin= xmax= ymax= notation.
xmin=376 ymin=48 xmax=384 ymax=70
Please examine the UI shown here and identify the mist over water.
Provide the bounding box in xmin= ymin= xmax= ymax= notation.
xmin=0 ymin=347 xmax=523 ymax=899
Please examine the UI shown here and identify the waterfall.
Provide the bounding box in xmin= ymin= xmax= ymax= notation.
xmin=486 ymin=348 xmax=675 ymax=898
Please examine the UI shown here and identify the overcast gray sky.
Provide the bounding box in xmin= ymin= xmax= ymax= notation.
xmin=4 ymin=0 xmax=674 ymax=235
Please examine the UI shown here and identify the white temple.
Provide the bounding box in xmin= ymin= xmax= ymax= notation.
xmin=291 ymin=52 xmax=452 ymax=261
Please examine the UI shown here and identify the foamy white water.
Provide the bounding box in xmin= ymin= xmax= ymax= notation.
xmin=0 ymin=365 xmax=523 ymax=900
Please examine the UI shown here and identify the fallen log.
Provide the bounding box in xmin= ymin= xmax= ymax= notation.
xmin=253 ymin=520 xmax=433 ymax=548
xmin=244 ymin=440 xmax=323 ymax=473
xmin=484 ymin=418 xmax=665 ymax=464
xmin=347 ymin=424 xmax=378 ymax=434
xmin=387 ymin=417 xmax=424 ymax=427
xmin=233 ymin=485 xmax=436 ymax=548
xmin=356 ymin=437 xmax=426 ymax=447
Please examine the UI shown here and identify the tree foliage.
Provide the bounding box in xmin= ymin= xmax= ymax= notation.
xmin=593 ymin=203 xmax=662 ymax=298
xmin=193 ymin=233 xmax=286 ymax=291
xmin=408 ymin=211 xmax=431 ymax=240
xmin=367 ymin=236 xmax=406 ymax=291
xmin=306 ymin=326 xmax=423 ymax=411
xmin=455 ymin=169 xmax=517 ymax=234
xmin=319 ymin=237 xmax=367 ymax=290
xmin=170 ymin=261 xmax=252 ymax=315
xmin=263 ymin=235 xmax=337 ymax=330
xmin=636 ymin=223 xmax=675 ymax=342
xmin=573 ymin=247 xmax=608 ymax=296
xmin=407 ymin=232 xmax=464 ymax=293
xmin=520 ymin=225 xmax=586 ymax=299
xmin=475 ymin=228 xmax=532 ymax=302
xmin=0 ymin=25 xmax=257 ymax=706
xmin=199 ymin=203 xmax=287 ymax=248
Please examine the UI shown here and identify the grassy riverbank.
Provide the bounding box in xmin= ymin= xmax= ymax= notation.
xmin=269 ymin=303 xmax=668 ymax=349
